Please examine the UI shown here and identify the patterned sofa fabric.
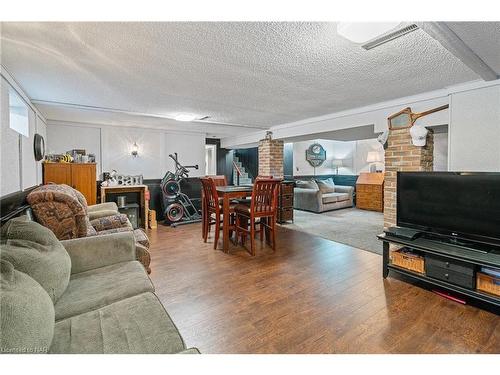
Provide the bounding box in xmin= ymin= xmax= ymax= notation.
xmin=90 ymin=213 xmax=132 ymax=232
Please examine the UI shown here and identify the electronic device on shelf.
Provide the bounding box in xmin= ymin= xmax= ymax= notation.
xmin=397 ymin=171 xmax=500 ymax=251
xmin=385 ymin=226 xmax=422 ymax=240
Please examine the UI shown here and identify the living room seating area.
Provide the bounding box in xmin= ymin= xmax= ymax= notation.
xmin=294 ymin=178 xmax=354 ymax=213
xmin=0 ymin=215 xmax=198 ymax=354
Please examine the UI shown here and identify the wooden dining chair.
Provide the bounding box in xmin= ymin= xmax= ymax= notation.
xmin=200 ymin=177 xmax=235 ymax=249
xmin=201 ymin=175 xmax=227 ymax=239
xmin=234 ymin=178 xmax=280 ymax=256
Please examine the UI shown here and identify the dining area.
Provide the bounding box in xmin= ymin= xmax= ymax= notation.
xmin=200 ymin=176 xmax=281 ymax=256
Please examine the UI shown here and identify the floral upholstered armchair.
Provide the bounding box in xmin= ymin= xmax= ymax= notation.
xmin=26 ymin=184 xmax=151 ymax=273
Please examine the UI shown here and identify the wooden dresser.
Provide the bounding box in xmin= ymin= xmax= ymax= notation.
xmin=43 ymin=163 xmax=97 ymax=205
xmin=277 ymin=181 xmax=294 ymax=223
xmin=356 ymin=172 xmax=384 ymax=212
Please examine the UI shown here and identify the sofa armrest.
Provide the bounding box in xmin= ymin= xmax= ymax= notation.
xmin=90 ymin=213 xmax=132 ymax=232
xmin=335 ymin=185 xmax=355 ymax=195
xmin=61 ymin=231 xmax=136 ymax=274
xmin=177 ymin=348 xmax=201 ymax=354
xmin=87 ymin=202 xmax=119 ymax=220
xmin=293 ymin=188 xmax=322 ymax=212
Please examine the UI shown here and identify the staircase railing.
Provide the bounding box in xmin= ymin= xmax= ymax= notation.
xmin=232 ymin=160 xmax=243 ymax=186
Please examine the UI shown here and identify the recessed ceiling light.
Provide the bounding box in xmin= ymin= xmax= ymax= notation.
xmin=337 ymin=22 xmax=401 ymax=44
xmin=174 ymin=114 xmax=198 ymax=122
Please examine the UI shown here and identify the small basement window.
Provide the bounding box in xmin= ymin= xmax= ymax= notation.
xmin=9 ymin=87 xmax=29 ymax=137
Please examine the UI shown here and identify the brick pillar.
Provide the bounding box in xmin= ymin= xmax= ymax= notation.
xmin=384 ymin=128 xmax=434 ymax=229
xmin=258 ymin=139 xmax=284 ymax=178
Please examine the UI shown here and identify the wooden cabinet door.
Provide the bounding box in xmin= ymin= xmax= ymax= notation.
xmin=43 ymin=163 xmax=71 ymax=185
xmin=71 ymin=164 xmax=97 ymax=205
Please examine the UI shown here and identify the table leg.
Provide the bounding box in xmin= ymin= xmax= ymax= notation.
xmin=223 ymin=195 xmax=230 ymax=253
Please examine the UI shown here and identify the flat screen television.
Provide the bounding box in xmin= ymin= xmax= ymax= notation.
xmin=397 ymin=172 xmax=500 ymax=247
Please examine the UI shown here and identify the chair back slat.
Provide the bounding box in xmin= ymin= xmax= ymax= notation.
xmin=210 ymin=175 xmax=228 ymax=187
xmin=200 ymin=177 xmax=219 ymax=210
xmin=250 ymin=178 xmax=280 ymax=216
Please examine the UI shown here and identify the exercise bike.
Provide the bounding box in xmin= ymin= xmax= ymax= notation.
xmin=160 ymin=153 xmax=202 ymax=227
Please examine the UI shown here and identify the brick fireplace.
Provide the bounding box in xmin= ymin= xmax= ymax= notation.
xmin=383 ymin=127 xmax=434 ymax=229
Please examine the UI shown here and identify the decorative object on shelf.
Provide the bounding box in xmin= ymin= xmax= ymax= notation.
xmin=131 ymin=142 xmax=139 ymax=157
xmin=88 ymin=154 xmax=96 ymax=163
xmin=377 ymin=129 xmax=389 ymax=149
xmin=332 ymin=159 xmax=343 ymax=174
xmin=410 ymin=123 xmax=429 ymax=146
xmin=33 ymin=133 xmax=45 ymax=161
xmin=388 ymin=104 xmax=449 ymax=130
xmin=116 ymin=174 xmax=143 ymax=186
xmin=306 ymin=143 xmax=326 ymax=167
xmin=265 ymin=131 xmax=273 ymax=140
xmin=117 ymin=195 xmax=127 ymax=208
xmin=101 ymin=170 xmax=118 ymax=187
xmin=366 ymin=151 xmax=382 ymax=172
xmin=60 ymin=153 xmax=73 ymax=163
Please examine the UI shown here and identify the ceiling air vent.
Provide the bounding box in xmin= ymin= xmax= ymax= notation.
xmin=362 ymin=24 xmax=419 ymax=50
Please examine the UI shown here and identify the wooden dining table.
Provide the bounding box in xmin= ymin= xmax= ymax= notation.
xmin=215 ymin=185 xmax=253 ymax=252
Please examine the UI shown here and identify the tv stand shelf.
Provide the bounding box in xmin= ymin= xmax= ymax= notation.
xmin=378 ymin=233 xmax=500 ymax=309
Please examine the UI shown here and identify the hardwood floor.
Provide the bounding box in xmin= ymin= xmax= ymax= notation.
xmin=147 ymin=223 xmax=500 ymax=354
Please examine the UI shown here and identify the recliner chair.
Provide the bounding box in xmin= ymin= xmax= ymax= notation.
xmin=26 ymin=184 xmax=151 ymax=273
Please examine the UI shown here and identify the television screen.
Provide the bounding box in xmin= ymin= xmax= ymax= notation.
xmin=397 ymin=172 xmax=500 ymax=245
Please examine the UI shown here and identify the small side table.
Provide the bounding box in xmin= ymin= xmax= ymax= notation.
xmin=101 ymin=185 xmax=149 ymax=229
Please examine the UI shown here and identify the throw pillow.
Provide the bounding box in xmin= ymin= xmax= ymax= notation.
xmin=0 ymin=259 xmax=55 ymax=353
xmin=1 ymin=217 xmax=71 ymax=303
xmin=316 ymin=178 xmax=335 ymax=194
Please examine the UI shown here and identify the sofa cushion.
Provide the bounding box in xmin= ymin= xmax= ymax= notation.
xmin=54 ymin=261 xmax=154 ymax=321
xmin=322 ymin=192 xmax=350 ymax=204
xmin=0 ymin=259 xmax=55 ymax=354
xmin=0 ymin=217 xmax=71 ymax=303
xmin=316 ymin=178 xmax=335 ymax=194
xmin=50 ymin=292 xmax=186 ymax=354
xmin=295 ymin=180 xmax=319 ymax=190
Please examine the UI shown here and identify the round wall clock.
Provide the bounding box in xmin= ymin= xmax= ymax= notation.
xmin=306 ymin=143 xmax=326 ymax=167
xmin=33 ymin=133 xmax=45 ymax=161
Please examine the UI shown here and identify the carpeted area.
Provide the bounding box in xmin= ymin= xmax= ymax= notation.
xmin=285 ymin=207 xmax=384 ymax=255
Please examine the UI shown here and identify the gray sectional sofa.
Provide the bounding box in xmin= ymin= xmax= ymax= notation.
xmin=0 ymin=216 xmax=198 ymax=354
xmin=294 ymin=178 xmax=354 ymax=213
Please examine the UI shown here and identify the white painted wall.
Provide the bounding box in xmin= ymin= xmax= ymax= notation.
xmin=449 ymin=85 xmax=500 ymax=171
xmin=1 ymin=74 xmax=47 ymax=196
xmin=293 ymin=138 xmax=384 ymax=176
xmin=433 ymin=132 xmax=448 ymax=171
xmin=46 ymin=123 xmax=101 ymax=177
xmin=46 ymin=121 xmax=206 ymax=180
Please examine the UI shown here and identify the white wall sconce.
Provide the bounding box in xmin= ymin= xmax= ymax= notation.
xmin=131 ymin=142 xmax=139 ymax=157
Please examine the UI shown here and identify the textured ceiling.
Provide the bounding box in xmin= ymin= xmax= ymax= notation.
xmin=0 ymin=22 xmax=482 ymax=135
xmin=446 ymin=22 xmax=500 ymax=74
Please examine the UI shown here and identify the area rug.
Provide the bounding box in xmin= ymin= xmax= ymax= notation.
xmin=286 ymin=208 xmax=384 ymax=255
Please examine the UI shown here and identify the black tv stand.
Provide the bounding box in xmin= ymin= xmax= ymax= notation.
xmin=378 ymin=233 xmax=500 ymax=309
xmin=421 ymin=233 xmax=494 ymax=254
